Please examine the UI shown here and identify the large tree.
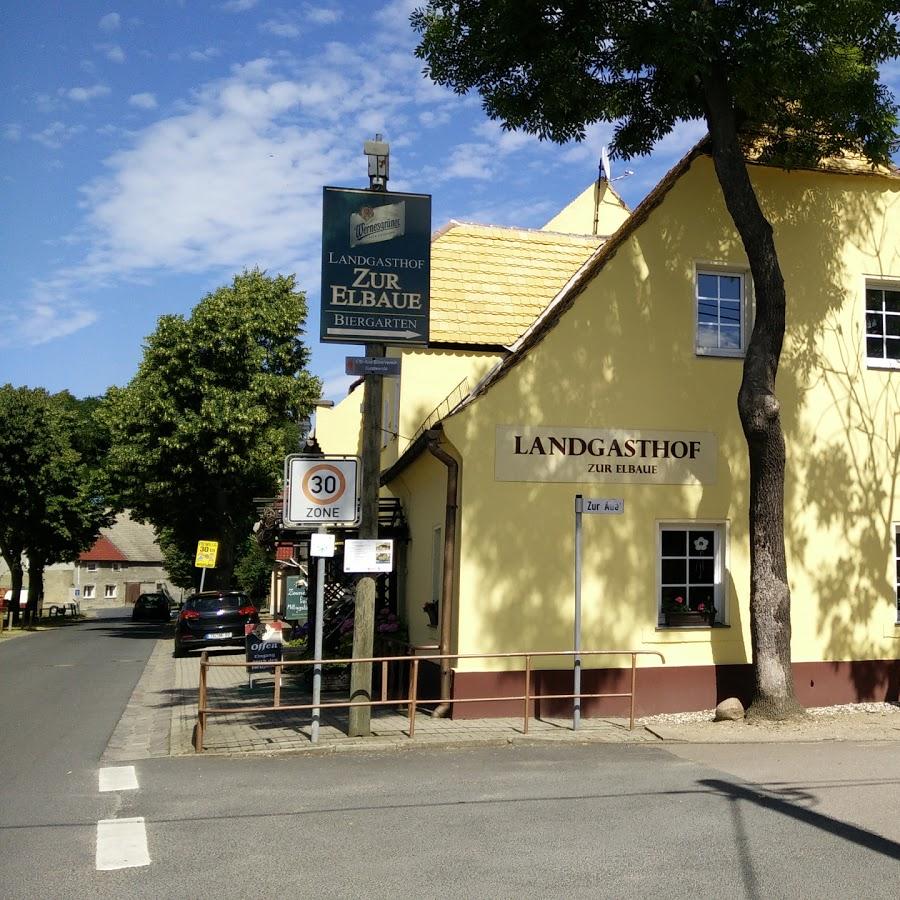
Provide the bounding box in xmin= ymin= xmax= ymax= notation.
xmin=0 ymin=386 xmax=111 ymax=624
xmin=102 ymin=269 xmax=320 ymax=590
xmin=413 ymin=1 xmax=900 ymax=717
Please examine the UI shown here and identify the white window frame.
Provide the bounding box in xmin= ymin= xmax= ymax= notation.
xmin=104 ymin=584 xmax=117 ymax=599
xmin=894 ymin=525 xmax=900 ymax=624
xmin=112 ymin=562 xmax=122 ymax=572
xmin=695 ymin=265 xmax=751 ymax=358
xmin=863 ymin=278 xmax=900 ymax=370
xmin=431 ymin=525 xmax=443 ymax=606
xmin=82 ymin=584 xmax=96 ymax=599
xmin=86 ymin=561 xmax=98 ymax=572
xmin=657 ymin=521 xmax=728 ymax=627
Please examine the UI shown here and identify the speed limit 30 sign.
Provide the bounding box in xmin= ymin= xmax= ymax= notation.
xmin=284 ymin=455 xmax=359 ymax=526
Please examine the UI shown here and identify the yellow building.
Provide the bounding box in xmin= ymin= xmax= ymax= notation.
xmin=381 ymin=144 xmax=900 ymax=716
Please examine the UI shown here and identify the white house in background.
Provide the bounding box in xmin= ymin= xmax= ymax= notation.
xmin=42 ymin=512 xmax=179 ymax=606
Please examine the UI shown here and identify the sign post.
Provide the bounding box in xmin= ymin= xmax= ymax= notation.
xmin=573 ymin=495 xmax=624 ymax=729
xmin=194 ymin=540 xmax=219 ymax=593
xmin=309 ymin=529 xmax=335 ymax=744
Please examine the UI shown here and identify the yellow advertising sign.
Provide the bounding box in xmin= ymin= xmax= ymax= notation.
xmin=195 ymin=540 xmax=219 ymax=568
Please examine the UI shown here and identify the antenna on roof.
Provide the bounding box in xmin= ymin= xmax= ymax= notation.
xmin=600 ymin=145 xmax=612 ymax=182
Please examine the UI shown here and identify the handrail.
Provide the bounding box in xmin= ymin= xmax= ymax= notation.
xmin=194 ymin=648 xmax=665 ymax=752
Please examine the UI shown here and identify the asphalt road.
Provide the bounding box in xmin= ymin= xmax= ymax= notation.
xmin=1 ymin=615 xmax=898 ymax=899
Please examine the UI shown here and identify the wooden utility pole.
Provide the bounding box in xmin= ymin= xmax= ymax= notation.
xmin=348 ymin=136 xmax=389 ymax=737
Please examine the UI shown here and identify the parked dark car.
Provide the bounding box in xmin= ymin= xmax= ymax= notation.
xmin=173 ymin=591 xmax=259 ymax=656
xmin=132 ymin=592 xmax=172 ymax=623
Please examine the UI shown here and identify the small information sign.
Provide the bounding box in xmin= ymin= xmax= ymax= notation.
xmin=345 ymin=356 xmax=402 ymax=377
xmin=343 ymin=539 xmax=394 ymax=573
xmin=310 ymin=533 xmax=336 ymax=557
xmin=284 ymin=575 xmax=308 ymax=622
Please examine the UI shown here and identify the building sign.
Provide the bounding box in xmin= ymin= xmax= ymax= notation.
xmin=495 ymin=426 xmax=717 ymax=485
xmin=321 ymin=187 xmax=431 ymax=346
xmin=343 ymin=539 xmax=394 ymax=573
xmin=284 ymin=575 xmax=308 ymax=622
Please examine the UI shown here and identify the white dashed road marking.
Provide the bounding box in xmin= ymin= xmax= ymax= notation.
xmin=99 ymin=765 xmax=139 ymax=792
xmin=96 ymin=818 xmax=151 ymax=870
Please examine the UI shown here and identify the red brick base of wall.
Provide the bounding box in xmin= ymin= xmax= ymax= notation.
xmin=446 ymin=659 xmax=900 ymax=719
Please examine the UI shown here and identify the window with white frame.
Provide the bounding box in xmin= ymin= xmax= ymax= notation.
xmin=427 ymin=526 xmax=443 ymax=626
xmin=696 ymin=269 xmax=746 ymax=356
xmin=865 ymin=283 xmax=900 ymax=366
xmin=658 ymin=524 xmax=725 ymax=626
xmin=83 ymin=584 xmax=96 ymax=599
xmin=104 ymin=584 xmax=117 ymax=599
xmin=112 ymin=562 xmax=122 ymax=572
xmin=86 ymin=562 xmax=98 ymax=572
xmin=894 ymin=527 xmax=900 ymax=623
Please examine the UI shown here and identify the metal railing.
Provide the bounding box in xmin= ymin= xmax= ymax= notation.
xmin=193 ymin=648 xmax=666 ymax=752
xmin=412 ymin=377 xmax=470 ymax=439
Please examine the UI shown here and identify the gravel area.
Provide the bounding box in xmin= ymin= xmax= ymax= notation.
xmin=639 ymin=701 xmax=900 ymax=726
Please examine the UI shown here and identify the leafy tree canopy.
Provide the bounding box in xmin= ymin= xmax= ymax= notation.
xmin=413 ymin=1 xmax=899 ymax=166
xmin=102 ymin=269 xmax=320 ymax=588
xmin=0 ymin=386 xmax=112 ymax=617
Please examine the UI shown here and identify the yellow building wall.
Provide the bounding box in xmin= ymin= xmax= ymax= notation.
xmin=315 ymin=383 xmax=363 ymax=456
xmin=542 ymin=181 xmax=631 ymax=235
xmin=438 ymin=155 xmax=900 ymax=673
xmin=387 ymin=450 xmax=457 ymax=648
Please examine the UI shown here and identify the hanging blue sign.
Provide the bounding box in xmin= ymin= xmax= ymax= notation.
xmin=321 ymin=187 xmax=431 ymax=346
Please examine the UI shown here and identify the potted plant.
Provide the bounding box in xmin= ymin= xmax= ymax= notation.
xmin=422 ymin=601 xmax=439 ymax=627
xmin=663 ymin=595 xmax=715 ymax=627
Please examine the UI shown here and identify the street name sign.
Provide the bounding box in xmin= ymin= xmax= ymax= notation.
xmin=580 ymin=498 xmax=624 ymax=514
xmin=284 ymin=455 xmax=359 ymax=526
xmin=345 ymin=355 xmax=402 ymax=377
xmin=321 ymin=187 xmax=431 ymax=346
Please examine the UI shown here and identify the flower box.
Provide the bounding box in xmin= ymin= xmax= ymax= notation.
xmin=664 ymin=610 xmax=713 ymax=628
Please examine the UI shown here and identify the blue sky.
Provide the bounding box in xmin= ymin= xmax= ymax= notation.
xmin=3 ymin=2 xmax=893 ymax=403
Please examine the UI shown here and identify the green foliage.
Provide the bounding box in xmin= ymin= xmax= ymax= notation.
xmin=102 ymin=269 xmax=320 ymax=588
xmin=0 ymin=386 xmax=112 ymax=615
xmin=413 ymin=1 xmax=900 ymax=166
xmin=234 ymin=537 xmax=274 ymax=603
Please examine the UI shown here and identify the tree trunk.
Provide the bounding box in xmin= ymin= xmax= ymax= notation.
xmin=25 ymin=553 xmax=44 ymax=627
xmin=702 ymin=76 xmax=804 ymax=719
xmin=4 ymin=552 xmax=24 ymax=627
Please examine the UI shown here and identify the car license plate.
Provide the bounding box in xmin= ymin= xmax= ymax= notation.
xmin=204 ymin=632 xmax=226 ymax=640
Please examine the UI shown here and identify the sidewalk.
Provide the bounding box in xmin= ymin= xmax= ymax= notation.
xmin=103 ymin=636 xmax=900 ymax=762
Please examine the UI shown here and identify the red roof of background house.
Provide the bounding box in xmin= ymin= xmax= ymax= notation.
xmin=79 ymin=535 xmax=127 ymax=562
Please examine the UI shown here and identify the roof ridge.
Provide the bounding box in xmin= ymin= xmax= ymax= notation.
xmin=436 ymin=219 xmax=606 ymax=241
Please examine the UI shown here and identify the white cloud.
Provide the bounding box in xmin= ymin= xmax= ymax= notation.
xmin=187 ymin=47 xmax=222 ymax=62
xmin=2 ymin=123 xmax=22 ymax=141
xmin=260 ymin=20 xmax=301 ymax=38
xmin=306 ymin=6 xmax=342 ymax=25
xmin=220 ymin=0 xmax=260 ymax=11
xmin=106 ymin=45 xmax=126 ymax=63
xmin=128 ymin=92 xmax=158 ymax=110
xmin=62 ymin=84 xmax=111 ymax=103
xmin=98 ymin=12 xmax=121 ymax=32
xmin=31 ymin=121 xmax=85 ymax=149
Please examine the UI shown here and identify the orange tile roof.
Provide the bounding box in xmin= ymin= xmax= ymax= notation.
xmin=80 ymin=535 xmax=127 ymax=562
xmin=429 ymin=223 xmax=604 ymax=345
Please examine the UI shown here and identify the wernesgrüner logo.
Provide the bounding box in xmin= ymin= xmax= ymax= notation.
xmin=350 ymin=201 xmax=405 ymax=247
